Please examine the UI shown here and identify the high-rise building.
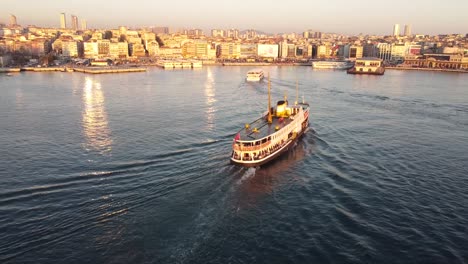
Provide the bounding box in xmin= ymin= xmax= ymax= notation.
xmin=81 ymin=19 xmax=87 ymax=30
xmin=404 ymin=24 xmax=411 ymax=36
xmin=71 ymin=15 xmax=78 ymax=30
xmin=393 ymin=24 xmax=400 ymax=36
xmin=9 ymin=14 xmax=17 ymax=26
xmin=60 ymin=13 xmax=66 ymax=29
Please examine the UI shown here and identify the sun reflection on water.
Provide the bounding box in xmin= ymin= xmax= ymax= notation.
xmin=82 ymin=77 xmax=113 ymax=154
xmin=205 ymin=67 xmax=216 ymax=130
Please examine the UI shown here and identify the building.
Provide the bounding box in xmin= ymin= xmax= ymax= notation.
xmin=62 ymin=40 xmax=79 ymax=57
xmin=257 ymin=44 xmax=279 ymax=59
xmin=240 ymin=44 xmax=257 ymax=58
xmin=402 ymin=54 xmax=468 ymax=69
xmin=60 ymin=13 xmax=66 ymax=29
xmin=218 ymin=42 xmax=241 ymax=59
xmin=404 ymin=25 xmax=411 ymax=36
xmin=226 ymin=29 xmax=239 ymax=39
xmin=109 ymin=42 xmax=129 ymax=59
xmin=391 ymin=43 xmax=408 ymax=61
xmin=349 ymin=45 xmax=363 ymax=60
xmin=152 ymin=27 xmax=169 ymax=34
xmin=393 ymin=24 xmax=400 ymax=36
xmin=279 ymin=40 xmax=288 ymax=58
xmin=10 ymin=14 xmax=17 ymax=26
xmin=363 ymin=43 xmax=378 ymax=57
xmin=317 ymin=44 xmax=332 ymax=58
xmin=211 ymin=29 xmax=224 ymax=38
xmin=377 ymin=43 xmax=392 ymax=61
xmin=97 ymin=39 xmax=110 ymax=57
xmin=146 ymin=41 xmax=159 ymax=57
xmin=71 ymin=15 xmax=78 ymax=30
xmin=83 ymin=42 xmax=98 ymax=58
xmin=81 ymin=19 xmax=87 ymax=30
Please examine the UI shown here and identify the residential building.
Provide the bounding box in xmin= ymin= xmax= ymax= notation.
xmin=218 ymin=42 xmax=241 ymax=59
xmin=83 ymin=42 xmax=98 ymax=58
xmin=71 ymin=15 xmax=78 ymax=31
xmin=109 ymin=42 xmax=128 ymax=59
xmin=60 ymin=13 xmax=66 ymax=29
xmin=97 ymin=39 xmax=110 ymax=57
xmin=393 ymin=24 xmax=400 ymax=36
xmin=10 ymin=14 xmax=17 ymax=26
xmin=391 ymin=43 xmax=408 ymax=61
xmin=211 ymin=29 xmax=224 ymax=38
xmin=146 ymin=41 xmax=159 ymax=57
xmin=404 ymin=25 xmax=411 ymax=36
xmin=62 ymin=40 xmax=79 ymax=57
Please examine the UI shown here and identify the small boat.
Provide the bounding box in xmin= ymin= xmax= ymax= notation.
xmin=347 ymin=57 xmax=385 ymax=75
xmin=230 ymin=77 xmax=310 ymax=167
xmin=246 ymin=69 xmax=264 ymax=81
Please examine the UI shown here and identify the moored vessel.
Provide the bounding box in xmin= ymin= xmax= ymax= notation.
xmin=231 ymin=77 xmax=310 ymax=167
xmin=312 ymin=60 xmax=354 ymax=70
xmin=246 ymin=69 xmax=264 ymax=81
xmin=347 ymin=57 xmax=385 ymax=75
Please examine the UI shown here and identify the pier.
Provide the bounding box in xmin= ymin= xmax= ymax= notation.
xmin=18 ymin=66 xmax=147 ymax=74
xmin=0 ymin=68 xmax=21 ymax=73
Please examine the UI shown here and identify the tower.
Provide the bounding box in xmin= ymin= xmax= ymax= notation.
xmin=60 ymin=13 xmax=66 ymax=28
xmin=81 ymin=19 xmax=87 ymax=30
xmin=9 ymin=14 xmax=17 ymax=26
xmin=404 ymin=24 xmax=411 ymax=36
xmin=393 ymin=24 xmax=400 ymax=36
xmin=71 ymin=15 xmax=78 ymax=30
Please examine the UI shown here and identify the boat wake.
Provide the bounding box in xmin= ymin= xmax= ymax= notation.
xmin=236 ymin=167 xmax=258 ymax=185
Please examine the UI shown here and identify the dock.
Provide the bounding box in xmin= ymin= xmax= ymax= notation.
xmin=19 ymin=66 xmax=146 ymax=74
xmin=0 ymin=68 xmax=22 ymax=73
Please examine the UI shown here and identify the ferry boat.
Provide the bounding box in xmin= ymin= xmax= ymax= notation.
xmin=230 ymin=78 xmax=310 ymax=167
xmin=347 ymin=57 xmax=385 ymax=75
xmin=246 ymin=69 xmax=264 ymax=81
xmin=312 ymin=60 xmax=354 ymax=70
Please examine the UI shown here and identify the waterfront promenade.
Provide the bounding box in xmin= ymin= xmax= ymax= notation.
xmin=2 ymin=63 xmax=467 ymax=74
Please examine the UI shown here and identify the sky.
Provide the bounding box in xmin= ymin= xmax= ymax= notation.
xmin=1 ymin=0 xmax=467 ymax=35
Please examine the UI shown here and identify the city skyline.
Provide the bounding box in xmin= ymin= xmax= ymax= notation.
xmin=1 ymin=0 xmax=468 ymax=35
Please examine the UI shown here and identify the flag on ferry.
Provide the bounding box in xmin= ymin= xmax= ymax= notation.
xmin=234 ymin=133 xmax=240 ymax=141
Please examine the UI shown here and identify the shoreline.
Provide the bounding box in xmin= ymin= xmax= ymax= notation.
xmin=386 ymin=66 xmax=468 ymax=73
xmin=3 ymin=65 xmax=468 ymax=74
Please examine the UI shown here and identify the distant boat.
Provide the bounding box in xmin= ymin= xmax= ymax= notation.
xmin=230 ymin=77 xmax=310 ymax=167
xmin=347 ymin=57 xmax=385 ymax=75
xmin=312 ymin=60 xmax=354 ymax=70
xmin=246 ymin=69 xmax=264 ymax=81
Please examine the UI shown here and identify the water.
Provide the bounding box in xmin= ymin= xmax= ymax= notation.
xmin=1 ymin=67 xmax=468 ymax=263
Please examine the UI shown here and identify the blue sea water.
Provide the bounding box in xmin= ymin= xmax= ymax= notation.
xmin=1 ymin=67 xmax=468 ymax=263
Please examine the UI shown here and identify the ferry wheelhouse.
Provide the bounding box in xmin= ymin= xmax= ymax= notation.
xmin=231 ymin=78 xmax=310 ymax=167
xmin=246 ymin=69 xmax=265 ymax=81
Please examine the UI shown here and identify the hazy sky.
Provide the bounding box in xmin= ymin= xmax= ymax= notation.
xmin=2 ymin=0 xmax=467 ymax=35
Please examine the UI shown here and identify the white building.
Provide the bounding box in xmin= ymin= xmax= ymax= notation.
xmin=62 ymin=41 xmax=78 ymax=57
xmin=393 ymin=24 xmax=400 ymax=36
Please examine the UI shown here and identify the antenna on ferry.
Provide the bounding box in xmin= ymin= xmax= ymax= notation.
xmin=267 ymin=73 xmax=273 ymax=124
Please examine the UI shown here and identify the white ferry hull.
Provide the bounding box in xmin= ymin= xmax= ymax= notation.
xmin=230 ymin=119 xmax=309 ymax=167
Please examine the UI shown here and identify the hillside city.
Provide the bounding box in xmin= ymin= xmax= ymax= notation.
xmin=1 ymin=14 xmax=468 ymax=70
